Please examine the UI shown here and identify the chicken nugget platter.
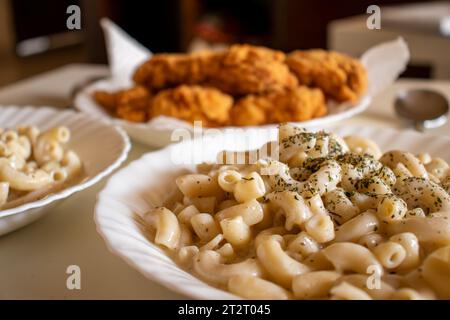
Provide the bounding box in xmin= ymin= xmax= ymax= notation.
xmin=74 ymin=20 xmax=409 ymax=147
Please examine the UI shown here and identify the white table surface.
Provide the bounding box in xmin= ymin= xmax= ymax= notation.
xmin=0 ymin=64 xmax=449 ymax=299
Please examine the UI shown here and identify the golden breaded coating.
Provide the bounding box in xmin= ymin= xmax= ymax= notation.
xmin=230 ymin=95 xmax=272 ymax=126
xmin=93 ymin=90 xmax=117 ymax=112
xmin=93 ymin=86 xmax=152 ymax=122
xmin=93 ymin=45 xmax=365 ymax=126
xmin=133 ymin=51 xmax=220 ymax=90
xmin=116 ymin=86 xmax=152 ymax=122
xmin=223 ymin=43 xmax=286 ymax=63
xmin=207 ymin=44 xmax=298 ymax=96
xmin=151 ymin=85 xmax=233 ymax=127
xmin=269 ymin=86 xmax=326 ymax=123
xmin=133 ymin=44 xmax=298 ymax=96
xmin=286 ymin=50 xmax=367 ymax=102
xmin=231 ymin=86 xmax=326 ymax=126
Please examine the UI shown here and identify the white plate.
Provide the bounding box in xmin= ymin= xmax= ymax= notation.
xmin=0 ymin=106 xmax=130 ymax=236
xmin=95 ymin=125 xmax=450 ymax=299
xmin=74 ymin=79 xmax=371 ymax=148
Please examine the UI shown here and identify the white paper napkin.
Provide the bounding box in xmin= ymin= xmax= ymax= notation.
xmin=361 ymin=37 xmax=409 ymax=97
xmin=100 ymin=18 xmax=152 ymax=86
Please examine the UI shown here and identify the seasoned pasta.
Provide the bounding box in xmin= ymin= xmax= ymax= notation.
xmin=0 ymin=126 xmax=82 ymax=210
xmin=142 ymin=124 xmax=450 ymax=300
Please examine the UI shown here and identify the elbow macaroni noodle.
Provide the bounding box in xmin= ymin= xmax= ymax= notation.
xmin=143 ymin=124 xmax=450 ymax=299
xmin=0 ymin=126 xmax=82 ymax=210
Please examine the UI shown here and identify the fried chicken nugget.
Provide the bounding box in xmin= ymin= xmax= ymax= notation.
xmin=93 ymin=86 xmax=152 ymax=122
xmin=93 ymin=90 xmax=117 ymax=112
xmin=286 ymin=50 xmax=368 ymax=103
xmin=133 ymin=51 xmax=220 ymax=90
xmin=231 ymin=86 xmax=326 ymax=126
xmin=151 ymin=85 xmax=233 ymax=127
xmin=207 ymin=44 xmax=298 ymax=96
xmin=115 ymin=86 xmax=152 ymax=122
xmin=133 ymin=44 xmax=298 ymax=96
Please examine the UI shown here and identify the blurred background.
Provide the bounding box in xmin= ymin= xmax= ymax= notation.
xmin=1 ymin=0 xmax=449 ymax=87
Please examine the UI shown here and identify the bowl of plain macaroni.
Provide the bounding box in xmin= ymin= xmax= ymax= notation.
xmin=95 ymin=124 xmax=450 ymax=299
xmin=0 ymin=106 xmax=130 ymax=236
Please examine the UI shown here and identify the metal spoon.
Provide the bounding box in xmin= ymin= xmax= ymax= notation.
xmin=394 ymin=88 xmax=449 ymax=132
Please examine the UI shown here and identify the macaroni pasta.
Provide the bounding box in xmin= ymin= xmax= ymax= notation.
xmin=143 ymin=124 xmax=450 ymax=299
xmin=0 ymin=126 xmax=82 ymax=210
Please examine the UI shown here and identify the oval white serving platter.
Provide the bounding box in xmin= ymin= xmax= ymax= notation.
xmin=74 ymin=78 xmax=371 ymax=147
xmin=0 ymin=105 xmax=130 ymax=236
xmin=95 ymin=125 xmax=450 ymax=299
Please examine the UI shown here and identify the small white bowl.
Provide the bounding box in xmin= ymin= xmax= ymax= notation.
xmin=94 ymin=125 xmax=450 ymax=299
xmin=0 ymin=106 xmax=130 ymax=236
